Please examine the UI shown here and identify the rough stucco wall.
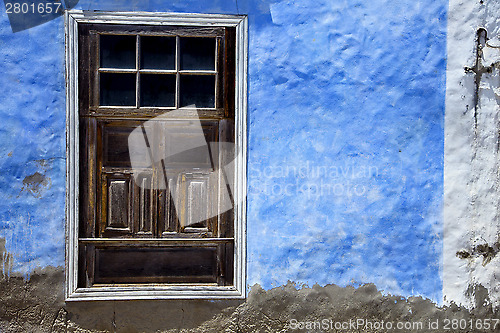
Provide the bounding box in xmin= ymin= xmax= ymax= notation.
xmin=247 ymin=0 xmax=446 ymax=301
xmin=1 ymin=0 xmax=499 ymax=330
xmin=0 ymin=11 xmax=66 ymax=277
xmin=1 ymin=267 xmax=499 ymax=332
xmin=0 ymin=0 xmax=446 ymax=303
xmin=444 ymin=0 xmax=500 ymax=309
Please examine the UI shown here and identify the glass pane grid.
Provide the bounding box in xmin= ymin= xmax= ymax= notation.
xmin=98 ymin=34 xmax=218 ymax=109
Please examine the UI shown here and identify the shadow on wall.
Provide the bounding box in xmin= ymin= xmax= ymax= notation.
xmin=1 ymin=260 xmax=499 ymax=332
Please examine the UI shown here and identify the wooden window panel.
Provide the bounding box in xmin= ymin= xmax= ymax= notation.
xmin=78 ymin=241 xmax=234 ymax=286
xmin=77 ymin=21 xmax=237 ymax=289
xmin=94 ymin=246 xmax=219 ymax=284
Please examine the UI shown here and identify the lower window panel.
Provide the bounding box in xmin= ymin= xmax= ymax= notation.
xmin=94 ymin=246 xmax=218 ymax=284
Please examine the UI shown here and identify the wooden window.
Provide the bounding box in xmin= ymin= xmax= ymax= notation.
xmin=65 ymin=12 xmax=247 ymax=301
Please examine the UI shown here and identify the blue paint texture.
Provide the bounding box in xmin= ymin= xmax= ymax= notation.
xmin=0 ymin=13 xmax=66 ymax=276
xmin=0 ymin=0 xmax=446 ymax=302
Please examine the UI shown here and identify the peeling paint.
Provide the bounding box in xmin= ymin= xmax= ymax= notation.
xmin=456 ymin=235 xmax=500 ymax=266
xmin=21 ymin=172 xmax=51 ymax=198
xmin=445 ymin=0 xmax=500 ymax=309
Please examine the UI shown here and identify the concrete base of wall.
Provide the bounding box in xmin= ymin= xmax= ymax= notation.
xmin=1 ymin=267 xmax=498 ymax=332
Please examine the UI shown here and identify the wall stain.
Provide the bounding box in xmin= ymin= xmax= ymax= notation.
xmin=466 ymin=284 xmax=493 ymax=310
xmin=456 ymin=235 xmax=500 ymax=266
xmin=34 ymin=157 xmax=63 ymax=170
xmin=21 ymin=172 xmax=51 ymax=198
xmin=462 ymin=27 xmax=500 ymax=272
xmin=464 ymin=28 xmax=494 ymax=133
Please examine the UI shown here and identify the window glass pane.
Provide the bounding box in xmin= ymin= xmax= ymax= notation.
xmin=180 ymin=75 xmax=215 ymax=108
xmin=104 ymin=128 xmax=132 ymax=167
xmin=180 ymin=37 xmax=216 ymax=71
xmin=100 ymin=35 xmax=136 ymax=69
xmin=140 ymin=74 xmax=176 ymax=107
xmin=100 ymin=73 xmax=136 ymax=106
xmin=102 ymin=123 xmax=148 ymax=168
xmin=140 ymin=36 xmax=176 ymax=70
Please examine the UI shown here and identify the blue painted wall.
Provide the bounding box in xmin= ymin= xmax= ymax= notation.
xmin=0 ymin=0 xmax=447 ymax=302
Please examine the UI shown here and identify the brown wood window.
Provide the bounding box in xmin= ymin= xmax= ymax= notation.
xmin=77 ymin=23 xmax=236 ymax=287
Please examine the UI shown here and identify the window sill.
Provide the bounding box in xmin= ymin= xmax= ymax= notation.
xmin=66 ymin=285 xmax=244 ymax=301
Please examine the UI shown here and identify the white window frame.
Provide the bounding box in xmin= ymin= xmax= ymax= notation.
xmin=65 ymin=10 xmax=247 ymax=301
